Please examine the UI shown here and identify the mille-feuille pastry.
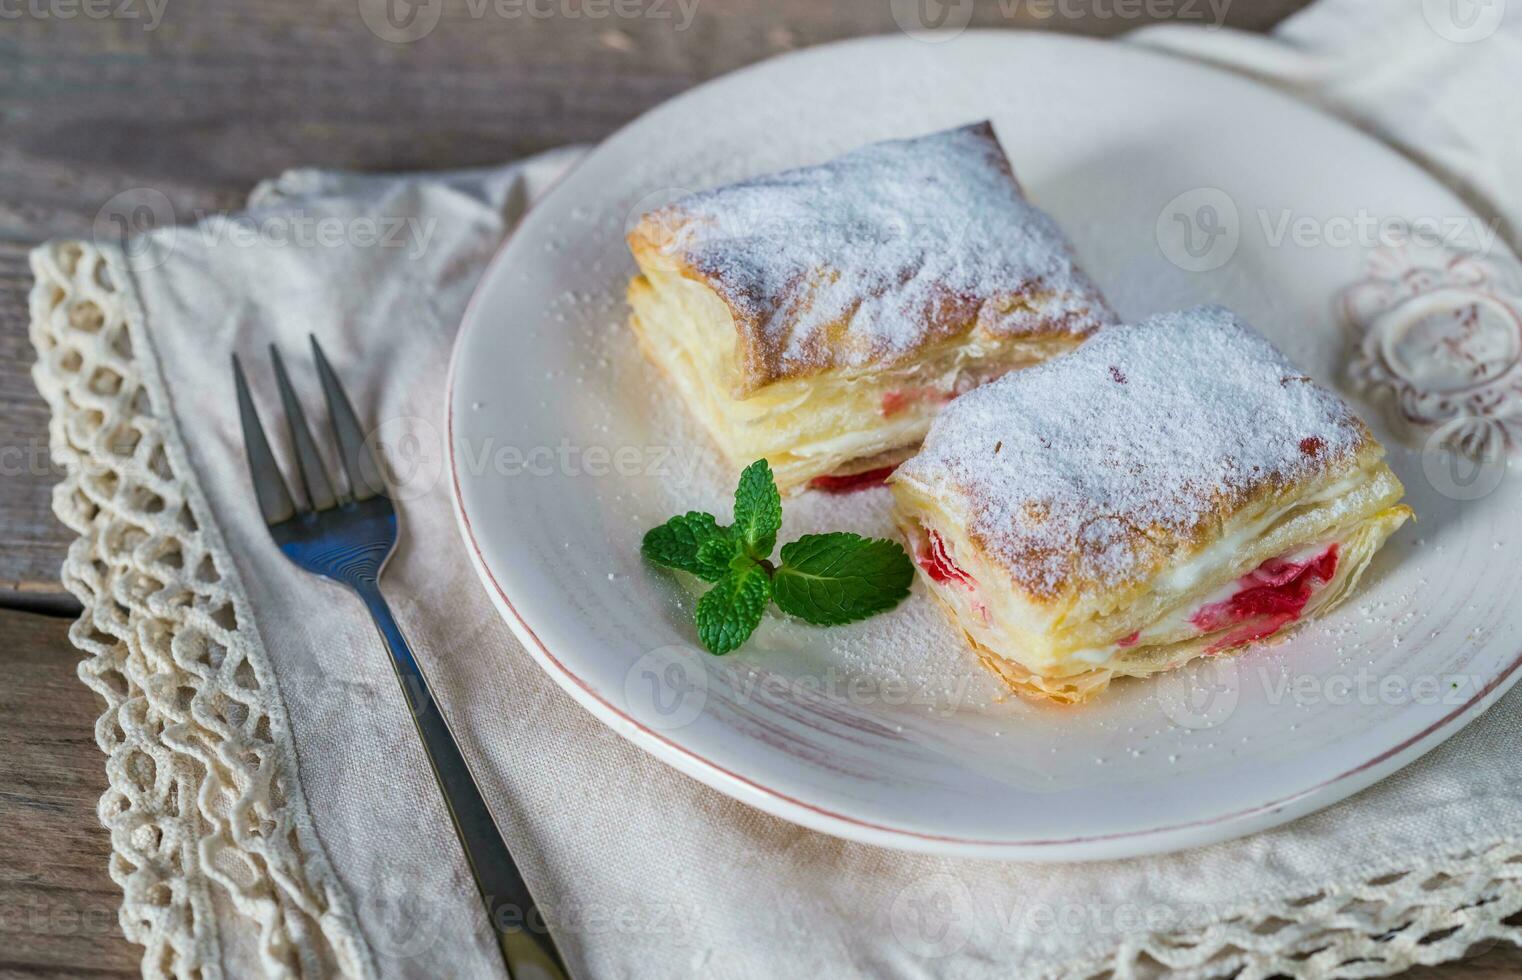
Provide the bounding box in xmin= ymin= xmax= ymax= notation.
xmin=626 ymin=121 xmax=1117 ymax=495
xmin=889 ymin=305 xmax=1412 ymax=704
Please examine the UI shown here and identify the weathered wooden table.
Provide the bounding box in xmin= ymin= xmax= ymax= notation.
xmin=2 ymin=2 xmax=1517 ymax=976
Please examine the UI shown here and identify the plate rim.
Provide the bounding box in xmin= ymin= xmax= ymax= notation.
xmin=444 ymin=30 xmax=1522 ymax=859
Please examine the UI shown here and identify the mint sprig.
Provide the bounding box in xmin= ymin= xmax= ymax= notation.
xmin=640 ymin=459 xmax=915 ymax=655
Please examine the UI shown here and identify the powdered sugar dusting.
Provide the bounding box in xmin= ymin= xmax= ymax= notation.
xmin=897 ymin=306 xmax=1372 ymax=600
xmin=647 ymin=122 xmax=1116 ymax=388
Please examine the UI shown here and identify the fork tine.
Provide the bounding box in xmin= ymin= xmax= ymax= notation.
xmin=309 ymin=335 xmax=387 ymax=501
xmin=233 ymin=354 xmax=299 ymax=524
xmin=269 ymin=344 xmax=339 ymax=511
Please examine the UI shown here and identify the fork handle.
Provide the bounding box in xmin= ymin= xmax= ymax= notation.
xmin=356 ymin=585 xmax=569 ymax=980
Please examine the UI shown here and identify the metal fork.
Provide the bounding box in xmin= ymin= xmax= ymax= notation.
xmin=233 ymin=337 xmax=568 ymax=980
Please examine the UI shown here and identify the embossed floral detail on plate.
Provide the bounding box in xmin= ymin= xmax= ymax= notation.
xmin=1342 ymin=246 xmax=1522 ymax=459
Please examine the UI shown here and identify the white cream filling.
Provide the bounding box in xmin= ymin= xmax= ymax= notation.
xmin=1066 ymin=644 xmax=1123 ymax=666
xmin=1152 ymin=472 xmax=1365 ymax=595
xmin=786 ymin=416 xmax=931 ymax=460
xmin=1066 ymin=536 xmax=1343 ymax=665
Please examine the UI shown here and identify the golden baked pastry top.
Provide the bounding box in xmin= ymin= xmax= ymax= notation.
xmin=627 ymin=121 xmax=1116 ymax=397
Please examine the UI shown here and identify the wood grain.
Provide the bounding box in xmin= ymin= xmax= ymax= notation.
xmin=0 ymin=608 xmax=140 ymax=979
xmin=0 ymin=241 xmax=70 ymax=598
xmin=6 ymin=4 xmax=1520 ymax=978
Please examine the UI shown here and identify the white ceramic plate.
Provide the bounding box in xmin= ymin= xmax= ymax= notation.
xmin=447 ymin=32 xmax=1521 ymax=859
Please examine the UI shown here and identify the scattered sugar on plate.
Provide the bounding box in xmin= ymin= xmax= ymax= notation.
xmin=584 ymin=298 xmax=1006 ymax=712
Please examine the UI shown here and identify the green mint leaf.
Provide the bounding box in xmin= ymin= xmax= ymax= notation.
xmin=695 ymin=534 xmax=745 ymax=580
xmin=694 ymin=564 xmax=772 ymax=655
xmin=641 ymin=512 xmax=727 ymax=582
xmin=772 ymin=533 xmax=914 ymax=626
xmin=732 ymin=459 xmax=782 ymax=559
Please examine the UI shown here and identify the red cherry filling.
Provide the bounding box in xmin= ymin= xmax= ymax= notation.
xmin=916 ymin=529 xmax=976 ymax=589
xmin=1191 ymin=544 xmax=1340 ymax=653
xmin=808 ymin=465 xmax=898 ymax=493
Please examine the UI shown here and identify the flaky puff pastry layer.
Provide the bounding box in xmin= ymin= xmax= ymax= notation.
xmin=888 ymin=305 xmax=1413 ymax=703
xmin=895 ymin=472 xmax=1410 ymax=703
xmin=625 ymin=122 xmax=1116 ymax=494
xmin=628 ymin=270 xmax=1085 ymax=492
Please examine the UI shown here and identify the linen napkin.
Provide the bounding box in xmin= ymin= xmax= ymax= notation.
xmin=28 ymin=6 xmax=1522 ymax=980
xmin=1128 ymin=0 xmax=1522 ymax=258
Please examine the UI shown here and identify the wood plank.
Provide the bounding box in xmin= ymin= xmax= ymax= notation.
xmin=0 ymin=241 xmax=73 ymax=597
xmin=0 ymin=607 xmax=139 ymax=979
xmin=1406 ymin=941 xmax=1522 ymax=980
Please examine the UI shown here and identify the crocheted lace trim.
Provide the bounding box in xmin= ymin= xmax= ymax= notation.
xmin=28 ymin=239 xmax=375 ymax=980
xmin=1067 ymin=837 xmax=1522 ymax=978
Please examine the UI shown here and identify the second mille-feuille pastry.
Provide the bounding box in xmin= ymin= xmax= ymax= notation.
xmin=890 ymin=305 xmax=1412 ymax=704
